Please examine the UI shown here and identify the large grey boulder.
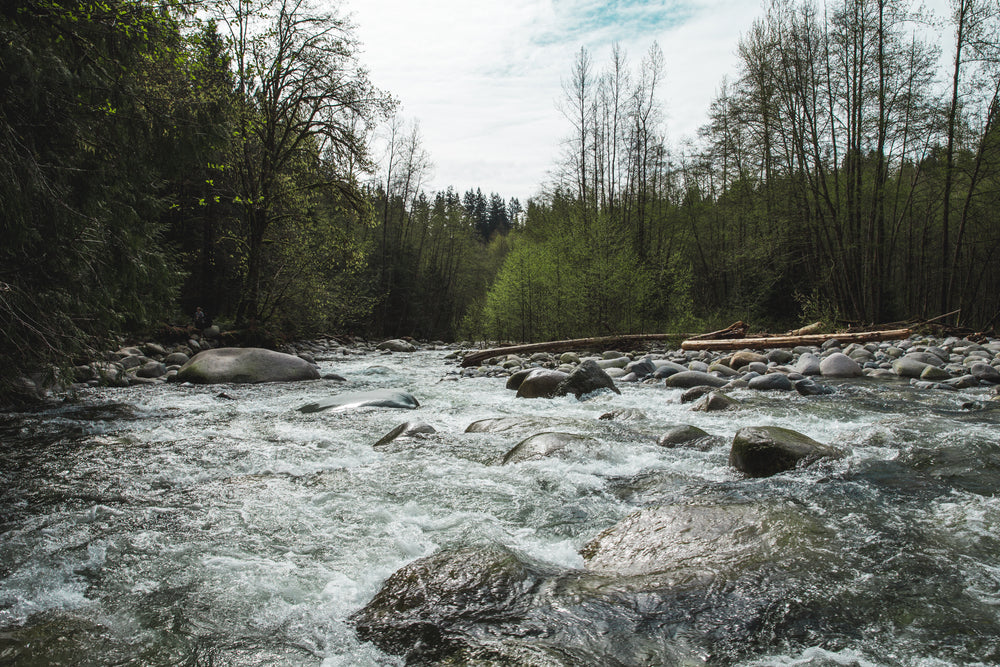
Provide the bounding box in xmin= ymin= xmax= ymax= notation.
xmin=892 ymin=357 xmax=931 ymax=378
xmin=298 ymin=389 xmax=419 ymax=413
xmin=819 ymin=352 xmax=862 ymax=378
xmin=748 ymin=373 xmax=793 ymax=391
xmin=515 ymin=369 xmax=569 ymax=398
xmin=175 ymin=347 xmax=319 ymax=384
xmin=554 ymin=359 xmax=621 ymax=398
xmin=730 ymin=426 xmax=845 ymax=477
xmin=657 ymin=424 xmax=714 ymax=449
xmin=664 ymin=371 xmax=728 ymax=389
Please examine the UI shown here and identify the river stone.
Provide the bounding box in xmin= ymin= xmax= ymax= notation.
xmin=657 ymin=424 xmax=712 ymax=448
xmin=465 ymin=417 xmax=548 ymax=433
xmin=748 ymin=373 xmax=793 ymax=391
xmin=599 ymin=408 xmax=647 ymax=421
xmin=892 ymin=357 xmax=931 ymax=378
xmin=377 ymin=339 xmax=416 ymax=353
xmin=794 ymin=379 xmax=835 ymax=396
xmin=580 ymin=502 xmax=816 ymax=580
xmin=298 ymin=389 xmax=419 ymax=413
xmin=920 ymin=365 xmax=952 ymax=382
xmin=559 ymin=352 xmax=580 ymax=364
xmin=680 ymin=385 xmax=714 ymax=403
xmin=730 ymin=426 xmax=845 ymax=477
xmin=691 ymin=391 xmax=740 ymax=412
xmin=374 ymin=421 xmax=435 ymax=448
xmin=505 ymin=368 xmax=535 ymax=391
xmin=515 ymin=369 xmax=569 ymax=398
xmin=730 ymin=350 xmax=767 ymax=368
xmin=665 ymin=371 xmax=728 ymax=389
xmin=351 ymin=543 xmax=561 ymax=664
xmin=795 ymin=353 xmax=822 ymax=376
xmin=766 ymin=349 xmax=795 ymax=364
xmin=176 ymin=347 xmax=320 ymax=384
xmin=554 ymin=359 xmax=621 ymax=398
xmin=501 ymin=432 xmax=592 ymax=464
xmin=135 ymin=361 xmax=167 ymax=379
xmin=164 ymin=352 xmax=190 ymax=366
xmin=819 ymin=353 xmax=862 ymax=378
xmin=905 ymin=351 xmax=945 ymax=367
xmin=971 ymin=362 xmax=1000 ymax=383
xmin=708 ymin=362 xmax=739 ymax=377
xmin=624 ymin=357 xmax=657 ymax=378
xmin=652 ymin=360 xmax=689 ymax=378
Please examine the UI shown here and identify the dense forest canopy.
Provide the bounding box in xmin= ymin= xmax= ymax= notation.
xmin=1 ymin=0 xmax=999 ymax=394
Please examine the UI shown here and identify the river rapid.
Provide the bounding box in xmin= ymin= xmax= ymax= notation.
xmin=2 ymin=347 xmax=1000 ymax=666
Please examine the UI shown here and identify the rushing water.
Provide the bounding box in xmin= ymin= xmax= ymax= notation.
xmin=1 ymin=349 xmax=999 ymax=666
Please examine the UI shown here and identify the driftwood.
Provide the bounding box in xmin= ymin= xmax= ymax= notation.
xmin=680 ymin=327 xmax=912 ymax=351
xmin=459 ymin=333 xmax=685 ymax=368
xmin=688 ymin=321 xmax=748 ymax=340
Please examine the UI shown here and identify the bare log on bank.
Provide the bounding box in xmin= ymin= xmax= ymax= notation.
xmin=680 ymin=328 xmax=912 ymax=352
xmin=459 ymin=333 xmax=686 ymax=368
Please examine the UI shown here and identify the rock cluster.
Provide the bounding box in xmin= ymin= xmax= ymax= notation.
xmin=458 ymin=335 xmax=1000 ymax=395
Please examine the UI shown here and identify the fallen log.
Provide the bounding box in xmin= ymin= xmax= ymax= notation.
xmin=680 ymin=327 xmax=912 ymax=352
xmin=459 ymin=333 xmax=685 ymax=368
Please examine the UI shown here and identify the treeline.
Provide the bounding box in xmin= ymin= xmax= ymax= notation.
xmin=0 ymin=0 xmax=516 ymax=392
xmin=480 ymin=0 xmax=1000 ymax=341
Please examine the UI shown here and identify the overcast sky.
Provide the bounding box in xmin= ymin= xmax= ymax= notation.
xmin=346 ymin=0 xmax=953 ymax=204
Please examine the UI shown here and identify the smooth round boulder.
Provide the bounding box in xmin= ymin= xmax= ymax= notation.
xmin=748 ymin=373 xmax=793 ymax=391
xmin=164 ymin=352 xmax=190 ymax=366
xmin=505 ymin=368 xmax=535 ymax=391
xmin=730 ymin=426 xmax=845 ymax=477
xmin=971 ymin=362 xmax=1000 ymax=384
xmin=515 ymin=369 xmax=569 ymax=399
xmin=892 ymin=357 xmax=931 ymax=378
xmin=795 ymin=352 xmax=822 ymax=376
xmin=665 ymin=371 xmax=728 ymax=389
xmin=819 ymin=353 xmax=862 ymax=378
xmin=135 ymin=361 xmax=167 ymax=379
xmin=298 ymin=389 xmax=419 ymax=413
xmin=176 ymin=347 xmax=320 ymax=384
xmin=730 ymin=350 xmax=767 ymax=368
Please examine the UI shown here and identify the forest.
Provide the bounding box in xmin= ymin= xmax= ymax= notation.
xmin=2 ymin=0 xmax=999 ymax=394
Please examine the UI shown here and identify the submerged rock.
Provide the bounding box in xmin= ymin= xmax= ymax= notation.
xmin=465 ymin=417 xmax=549 ymax=433
xmin=729 ymin=425 xmax=845 ymax=477
xmin=175 ymin=347 xmax=320 ymax=384
xmin=657 ymin=424 xmax=714 ymax=449
xmin=500 ymin=431 xmax=593 ymax=464
xmin=374 ymin=421 xmax=436 ymax=448
xmin=297 ymin=389 xmax=419 ymax=413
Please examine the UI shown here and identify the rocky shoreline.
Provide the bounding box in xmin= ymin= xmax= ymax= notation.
xmin=30 ymin=329 xmax=1000 ymax=406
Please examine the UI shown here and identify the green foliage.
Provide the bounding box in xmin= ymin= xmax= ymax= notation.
xmin=0 ymin=0 xmax=189 ymax=393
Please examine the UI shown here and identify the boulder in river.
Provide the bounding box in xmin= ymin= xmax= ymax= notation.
xmin=374 ymin=421 xmax=436 ymax=448
xmin=175 ymin=347 xmax=320 ymax=384
xmin=730 ymin=425 xmax=845 ymax=477
xmin=691 ymin=391 xmax=741 ymax=412
xmin=377 ymin=339 xmax=416 ymax=353
xmin=501 ymin=431 xmax=593 ymax=464
xmin=515 ymin=369 xmax=569 ymax=399
xmin=819 ymin=352 xmax=862 ymax=378
xmin=657 ymin=424 xmax=715 ymax=449
xmin=298 ymin=389 xmax=419 ymax=413
xmin=665 ymin=371 xmax=728 ymax=389
xmin=554 ymin=359 xmax=621 ymax=398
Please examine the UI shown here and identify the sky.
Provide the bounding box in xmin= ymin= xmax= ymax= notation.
xmin=345 ymin=0 xmax=954 ymax=204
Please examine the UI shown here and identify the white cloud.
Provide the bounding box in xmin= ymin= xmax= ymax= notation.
xmin=344 ymin=0 xmax=955 ymax=203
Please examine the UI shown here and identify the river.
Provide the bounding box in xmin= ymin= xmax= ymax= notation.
xmin=1 ymin=348 xmax=999 ymax=665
